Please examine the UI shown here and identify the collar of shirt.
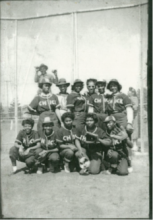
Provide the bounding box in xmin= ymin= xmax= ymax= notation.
xmin=58 ymin=92 xmax=69 ymax=95
xmin=39 ymin=92 xmax=52 ymax=99
xmin=45 ymin=130 xmax=54 ymax=139
xmin=85 ymin=126 xmax=97 ymax=134
xmin=97 ymin=92 xmax=105 ymax=96
xmin=113 ymin=92 xmax=120 ymax=97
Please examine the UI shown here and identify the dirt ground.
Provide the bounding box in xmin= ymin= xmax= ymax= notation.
xmin=1 ymin=122 xmax=150 ymax=218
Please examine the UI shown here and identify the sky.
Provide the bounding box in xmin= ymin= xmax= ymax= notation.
xmin=1 ymin=0 xmax=148 ymax=106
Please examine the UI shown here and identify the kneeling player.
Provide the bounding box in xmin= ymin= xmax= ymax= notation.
xmin=79 ymin=113 xmax=112 ymax=175
xmin=9 ymin=118 xmax=41 ymax=174
xmin=36 ymin=117 xmax=60 ymax=174
xmin=56 ymin=112 xmax=84 ymax=173
xmin=103 ymin=115 xmax=133 ymax=175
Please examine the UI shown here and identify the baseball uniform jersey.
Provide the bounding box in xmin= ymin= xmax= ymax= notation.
xmin=67 ymin=91 xmax=86 ymax=112
xmin=79 ymin=126 xmax=108 ymax=146
xmin=56 ymin=126 xmax=80 ymax=144
xmin=105 ymin=92 xmax=132 ymax=114
xmin=88 ymin=93 xmax=106 ymax=114
xmin=15 ymin=130 xmax=40 ymax=149
xmin=39 ymin=130 xmax=57 ymax=150
xmin=29 ymin=93 xmax=60 ymax=114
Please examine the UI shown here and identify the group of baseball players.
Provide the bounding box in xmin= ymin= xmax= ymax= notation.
xmin=9 ymin=64 xmax=134 ymax=176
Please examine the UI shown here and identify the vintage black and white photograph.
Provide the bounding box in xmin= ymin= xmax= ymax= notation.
xmin=0 ymin=0 xmax=151 ymax=218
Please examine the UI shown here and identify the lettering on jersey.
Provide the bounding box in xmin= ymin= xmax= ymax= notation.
xmin=63 ymin=134 xmax=76 ymax=141
xmin=48 ymin=140 xmax=55 ymax=146
xmin=77 ymin=97 xmax=85 ymax=101
xmin=94 ymin=98 xmax=102 ymax=103
xmin=41 ymin=138 xmax=45 ymax=144
xmin=39 ymin=100 xmax=56 ymax=106
xmin=106 ymin=98 xmax=123 ymax=104
xmin=29 ymin=139 xmax=35 ymax=144
xmin=113 ymin=139 xmax=122 ymax=145
xmin=80 ymin=135 xmax=86 ymax=142
xmin=23 ymin=138 xmax=26 ymax=144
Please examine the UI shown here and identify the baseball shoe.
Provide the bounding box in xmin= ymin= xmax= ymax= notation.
xmin=79 ymin=169 xmax=89 ymax=175
xmin=12 ymin=166 xmax=17 ymax=174
xmin=37 ymin=167 xmax=43 ymax=174
xmin=64 ymin=163 xmax=70 ymax=173
xmin=128 ymin=167 xmax=133 ymax=173
xmin=101 ymin=170 xmax=112 ymax=175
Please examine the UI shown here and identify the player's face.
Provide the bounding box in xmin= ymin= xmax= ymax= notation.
xmin=59 ymin=85 xmax=67 ymax=94
xmin=24 ymin=124 xmax=32 ymax=134
xmin=74 ymin=83 xmax=82 ymax=93
xmin=64 ymin=117 xmax=73 ymax=129
xmin=97 ymin=83 xmax=105 ymax=94
xmin=42 ymin=83 xmax=51 ymax=93
xmin=86 ymin=117 xmax=95 ymax=128
xmin=43 ymin=124 xmax=53 ymax=135
xmin=106 ymin=120 xmax=116 ymax=131
xmin=109 ymin=83 xmax=118 ymax=94
xmin=40 ymin=67 xmax=47 ymax=74
xmin=87 ymin=81 xmax=95 ymax=94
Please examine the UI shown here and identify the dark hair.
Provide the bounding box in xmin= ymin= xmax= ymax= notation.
xmin=61 ymin=112 xmax=75 ymax=123
xmin=22 ymin=118 xmax=34 ymax=127
xmin=85 ymin=113 xmax=98 ymax=123
xmin=71 ymin=83 xmax=84 ymax=92
xmin=86 ymin=78 xmax=97 ymax=86
xmin=129 ymin=87 xmax=137 ymax=96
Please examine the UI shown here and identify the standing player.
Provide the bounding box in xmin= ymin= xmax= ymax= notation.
xmin=56 ymin=112 xmax=84 ymax=173
xmin=28 ymin=78 xmax=61 ymax=133
xmin=88 ymin=80 xmax=107 ymax=130
xmin=67 ymin=79 xmax=86 ymax=130
xmin=9 ymin=118 xmax=42 ymax=174
xmin=56 ymin=78 xmax=70 ymax=116
xmin=79 ymin=113 xmax=112 ymax=175
xmin=36 ymin=117 xmax=60 ymax=174
xmin=103 ymin=115 xmax=133 ymax=175
xmin=84 ymin=78 xmax=97 ymax=105
xmin=34 ymin=64 xmax=58 ymax=85
xmin=105 ymin=79 xmax=134 ymax=134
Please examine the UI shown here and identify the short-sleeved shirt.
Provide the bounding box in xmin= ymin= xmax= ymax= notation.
xmin=29 ymin=93 xmax=60 ymax=115
xmin=105 ymin=92 xmax=132 ymax=114
xmin=56 ymin=126 xmax=80 ymax=145
xmin=15 ymin=130 xmax=40 ymax=149
xmin=57 ymin=93 xmax=69 ymax=111
xmin=79 ymin=126 xmax=108 ymax=146
xmin=88 ymin=93 xmax=105 ymax=114
xmin=39 ymin=130 xmax=57 ymax=150
xmin=67 ymin=91 xmax=86 ymax=112
xmin=35 ymin=73 xmax=55 ymax=84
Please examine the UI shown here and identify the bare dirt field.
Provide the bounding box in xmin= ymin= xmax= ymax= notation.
xmin=1 ymin=122 xmax=150 ymax=218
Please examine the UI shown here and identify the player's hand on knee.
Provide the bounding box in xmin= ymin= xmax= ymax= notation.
xmin=19 ymin=146 xmax=25 ymax=156
xmin=107 ymin=149 xmax=113 ymax=158
xmin=67 ymin=144 xmax=77 ymax=152
xmin=24 ymin=148 xmax=30 ymax=155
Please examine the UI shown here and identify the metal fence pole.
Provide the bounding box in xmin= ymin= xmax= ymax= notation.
xmin=14 ymin=20 xmax=18 ymax=136
xmin=139 ymin=5 xmax=144 ymax=152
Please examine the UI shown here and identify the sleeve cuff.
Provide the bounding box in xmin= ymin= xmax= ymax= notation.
xmin=125 ymin=104 xmax=132 ymax=108
xmin=56 ymin=104 xmax=61 ymax=109
xmin=88 ymin=103 xmax=94 ymax=107
xmin=15 ymin=139 xmax=22 ymax=145
xmin=67 ymin=104 xmax=74 ymax=108
xmin=56 ymin=139 xmax=63 ymax=143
